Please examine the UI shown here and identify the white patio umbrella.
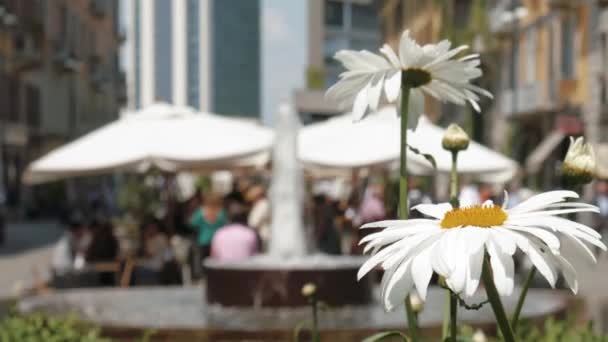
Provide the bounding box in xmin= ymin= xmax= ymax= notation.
xmin=298 ymin=106 xmax=519 ymax=183
xmin=24 ymin=103 xmax=273 ymax=184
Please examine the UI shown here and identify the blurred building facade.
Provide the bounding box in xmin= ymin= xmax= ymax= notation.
xmin=124 ymin=0 xmax=260 ymax=118
xmin=0 ymin=0 xmax=124 ymax=208
xmin=489 ymin=0 xmax=608 ymax=188
xmin=380 ymin=0 xmax=608 ymax=187
xmin=295 ymin=0 xmax=381 ymax=123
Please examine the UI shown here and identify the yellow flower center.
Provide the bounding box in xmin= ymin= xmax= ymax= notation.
xmin=440 ymin=205 xmax=508 ymax=229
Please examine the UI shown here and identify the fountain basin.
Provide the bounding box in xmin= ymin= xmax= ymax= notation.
xmin=18 ymin=286 xmax=575 ymax=341
xmin=205 ymin=254 xmax=372 ymax=307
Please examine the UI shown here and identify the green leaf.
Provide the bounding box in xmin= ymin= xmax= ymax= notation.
xmin=407 ymin=144 xmax=437 ymax=170
xmin=362 ymin=331 xmax=410 ymax=342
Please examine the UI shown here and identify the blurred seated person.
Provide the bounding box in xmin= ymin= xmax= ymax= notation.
xmin=86 ymin=219 xmax=119 ymax=286
xmin=133 ymin=218 xmax=171 ymax=285
xmin=51 ymin=214 xmax=92 ymax=276
xmin=211 ymin=203 xmax=259 ymax=262
xmin=189 ymin=192 xmax=227 ymax=278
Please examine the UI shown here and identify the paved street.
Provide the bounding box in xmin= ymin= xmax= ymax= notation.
xmin=0 ymin=221 xmax=63 ymax=299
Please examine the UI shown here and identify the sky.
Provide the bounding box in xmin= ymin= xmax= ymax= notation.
xmin=261 ymin=0 xmax=308 ymax=126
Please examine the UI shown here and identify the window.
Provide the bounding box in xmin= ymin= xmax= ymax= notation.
xmin=454 ymin=0 xmax=472 ymax=29
xmin=25 ymin=84 xmax=40 ymax=128
xmin=351 ymin=3 xmax=378 ymax=31
xmin=561 ymin=14 xmax=576 ymax=79
xmin=510 ymin=39 xmax=519 ymax=89
xmin=526 ymin=29 xmax=537 ymax=83
xmin=325 ymin=2 xmax=343 ymax=27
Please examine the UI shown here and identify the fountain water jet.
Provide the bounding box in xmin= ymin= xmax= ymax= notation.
xmin=205 ymin=102 xmax=371 ymax=307
xmin=268 ymin=103 xmax=307 ymax=258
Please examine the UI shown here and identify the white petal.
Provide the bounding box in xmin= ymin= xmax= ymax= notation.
xmin=490 ymin=228 xmax=518 ymax=255
xmin=431 ymin=230 xmax=454 ymax=276
xmin=368 ymin=73 xmax=385 ymax=110
xmin=525 ymin=238 xmax=558 ymax=288
xmin=361 ymin=218 xmax=437 ymax=229
xmin=399 ymin=30 xmax=423 ymax=68
xmin=465 ymin=243 xmax=484 ymax=297
xmin=555 ymin=254 xmax=578 ymax=294
xmin=408 ymin=89 xmax=425 ymax=117
xmin=352 ymin=84 xmax=370 ymax=121
xmin=486 ymin=237 xmax=515 ymax=296
xmin=384 ymin=70 xmax=401 ymax=102
xmin=380 ymin=44 xmax=401 ymax=68
xmin=411 ymin=244 xmax=435 ymax=300
xmin=445 ymin=229 xmax=469 ymax=294
xmin=507 ymin=190 xmax=579 ymax=215
xmin=504 ymin=225 xmax=560 ymax=252
xmin=412 ymin=202 xmax=452 ymax=219
xmin=384 ymin=259 xmax=414 ymax=311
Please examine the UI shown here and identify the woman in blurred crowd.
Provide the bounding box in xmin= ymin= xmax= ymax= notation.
xmin=189 ymin=192 xmax=227 ymax=276
xmin=247 ymin=185 xmax=270 ymax=250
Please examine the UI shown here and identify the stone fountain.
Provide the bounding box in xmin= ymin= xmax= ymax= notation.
xmin=205 ymin=102 xmax=371 ymax=307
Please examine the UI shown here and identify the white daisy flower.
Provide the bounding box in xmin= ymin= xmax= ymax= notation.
xmin=358 ymin=190 xmax=605 ymax=311
xmin=326 ymin=30 xmax=492 ymax=121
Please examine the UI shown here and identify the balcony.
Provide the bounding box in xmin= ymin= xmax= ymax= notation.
xmin=0 ymin=0 xmax=44 ymax=34
xmin=549 ymin=0 xmax=584 ymax=10
xmin=54 ymin=48 xmax=83 ymax=73
xmin=11 ymin=33 xmax=42 ymax=71
xmin=500 ymin=83 xmax=556 ymax=117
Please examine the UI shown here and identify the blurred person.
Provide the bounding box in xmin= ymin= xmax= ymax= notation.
xmin=247 ymin=185 xmax=271 ymax=249
xmin=211 ymin=203 xmax=259 ymax=262
xmin=359 ymin=184 xmax=386 ymax=225
xmin=478 ymin=183 xmax=497 ymax=203
xmin=134 ymin=218 xmax=171 ymax=285
xmin=224 ymin=177 xmax=250 ymax=208
xmin=189 ymin=192 xmax=227 ymax=277
xmin=408 ymin=177 xmax=432 ymax=218
xmin=51 ymin=214 xmax=92 ymax=276
xmin=86 ymin=219 xmax=119 ymax=286
xmin=313 ymin=194 xmax=341 ymax=255
xmin=351 ymin=184 xmax=386 ymax=254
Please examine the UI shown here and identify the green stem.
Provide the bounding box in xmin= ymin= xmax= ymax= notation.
xmin=482 ymin=256 xmax=517 ymax=342
xmin=512 ymin=267 xmax=536 ymax=332
xmin=450 ymin=151 xmax=459 ymax=207
xmin=399 ymin=82 xmax=418 ymax=341
xmin=312 ymin=297 xmax=320 ymax=342
xmin=442 ymin=289 xmax=450 ymax=340
xmin=443 ymin=151 xmax=460 ymax=341
xmin=449 ymin=292 xmax=458 ymax=342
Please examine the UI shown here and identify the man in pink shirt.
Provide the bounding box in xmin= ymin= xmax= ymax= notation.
xmin=211 ymin=203 xmax=259 ymax=262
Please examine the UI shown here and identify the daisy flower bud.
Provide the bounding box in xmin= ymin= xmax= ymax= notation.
xmin=442 ymin=123 xmax=470 ymax=152
xmin=472 ymin=329 xmax=487 ymax=342
xmin=409 ymin=293 xmax=424 ymax=313
xmin=301 ymin=283 xmax=317 ymax=297
xmin=563 ymin=136 xmax=596 ymax=184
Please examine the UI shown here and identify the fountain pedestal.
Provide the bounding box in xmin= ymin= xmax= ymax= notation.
xmin=205 ymin=255 xmax=372 ymax=307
